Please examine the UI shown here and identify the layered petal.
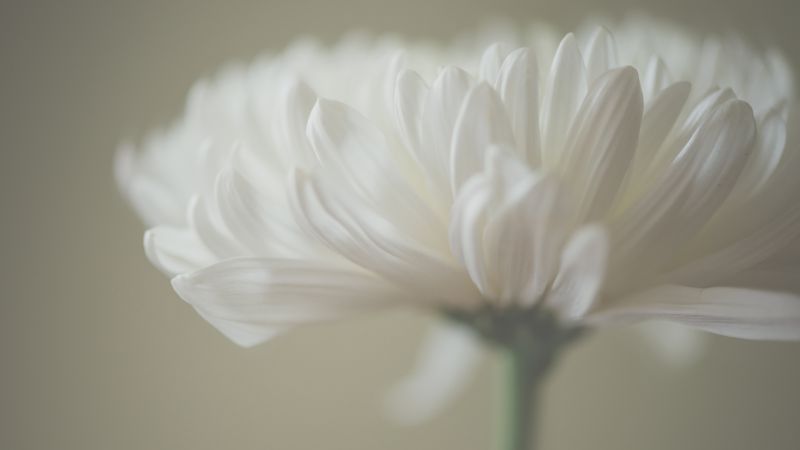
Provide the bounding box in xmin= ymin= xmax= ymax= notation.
xmin=144 ymin=226 xmax=215 ymax=276
xmin=608 ymin=99 xmax=757 ymax=290
xmin=540 ymin=33 xmax=587 ymax=166
xmin=289 ymin=170 xmax=480 ymax=306
xmin=495 ymin=48 xmax=541 ymax=166
xmin=450 ymin=83 xmax=515 ymax=193
xmin=450 ymin=149 xmax=571 ymax=306
xmin=558 ymin=66 xmax=643 ymax=220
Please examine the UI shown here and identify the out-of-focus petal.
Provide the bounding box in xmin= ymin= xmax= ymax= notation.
xmin=171 ymin=257 xmax=403 ymax=346
xmin=589 ymin=285 xmax=800 ymax=340
xmin=635 ymin=321 xmax=708 ymax=368
xmin=385 ymin=321 xmax=484 ymax=425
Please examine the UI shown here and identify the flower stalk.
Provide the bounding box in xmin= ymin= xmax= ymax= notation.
xmin=499 ymin=335 xmax=555 ymax=450
xmin=446 ymin=307 xmax=583 ymax=450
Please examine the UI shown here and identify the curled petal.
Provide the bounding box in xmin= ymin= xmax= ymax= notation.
xmin=144 ymin=226 xmax=215 ymax=277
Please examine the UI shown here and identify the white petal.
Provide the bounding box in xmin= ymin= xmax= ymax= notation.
xmin=450 ymin=83 xmax=515 ymax=193
xmin=171 ymin=257 xmax=401 ymax=347
xmin=623 ymin=81 xmax=691 ymax=194
xmin=652 ymin=88 xmax=737 ymax=168
xmin=307 ymin=98 xmax=443 ymax=237
xmin=609 ymin=99 xmax=756 ymax=285
xmin=385 ymin=321 xmax=483 ymax=425
xmin=642 ymin=56 xmax=673 ymax=100
xmin=116 ymin=144 xmax=186 ymax=227
xmin=478 ymin=43 xmax=509 ymax=83
xmin=144 ymin=226 xmax=215 ymax=277
xmin=420 ymin=66 xmax=473 ymax=193
xmin=394 ymin=69 xmax=428 ymax=159
xmin=666 ymin=201 xmax=800 ymax=286
xmin=589 ymin=285 xmax=800 ymax=340
xmin=273 ymin=79 xmax=318 ymax=169
xmin=540 ymin=33 xmax=587 ymax=167
xmin=289 ymin=170 xmax=480 ymax=307
xmin=187 ymin=196 xmax=245 ymax=260
xmin=546 ymin=225 xmax=609 ymax=321
xmin=213 ymin=169 xmax=311 ymax=257
xmin=559 ymin=66 xmax=643 ymax=220
xmin=306 ymin=98 xmax=395 ymax=200
xmin=482 ymin=155 xmax=568 ymax=306
xmin=193 ymin=307 xmax=286 ymax=348
xmin=449 ymin=174 xmax=493 ymax=296
xmin=584 ymin=27 xmax=618 ymax=82
xmin=496 ymin=48 xmax=541 ymax=166
xmin=636 ymin=321 xmax=708 ymax=368
xmin=450 ymin=149 xmax=571 ymax=305
xmin=732 ymin=106 xmax=787 ymax=199
xmin=631 ymin=81 xmax=691 ymax=171
xmin=640 ymin=81 xmax=692 ymax=154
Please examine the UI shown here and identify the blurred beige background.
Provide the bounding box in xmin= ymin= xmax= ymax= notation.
xmin=2 ymin=0 xmax=800 ymax=449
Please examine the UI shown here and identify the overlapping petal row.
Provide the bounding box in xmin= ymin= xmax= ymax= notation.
xmin=117 ymin=20 xmax=800 ymax=347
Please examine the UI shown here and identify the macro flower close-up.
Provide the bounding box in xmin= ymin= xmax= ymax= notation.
xmin=5 ymin=2 xmax=800 ymax=449
xmin=115 ymin=17 xmax=800 ymax=449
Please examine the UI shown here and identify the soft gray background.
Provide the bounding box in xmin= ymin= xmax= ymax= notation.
xmin=2 ymin=0 xmax=799 ymax=449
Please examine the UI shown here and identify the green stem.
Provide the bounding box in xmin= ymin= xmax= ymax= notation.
xmin=499 ymin=345 xmax=545 ymax=450
xmin=443 ymin=307 xmax=582 ymax=450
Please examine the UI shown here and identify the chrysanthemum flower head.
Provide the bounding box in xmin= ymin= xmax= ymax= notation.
xmin=117 ymin=19 xmax=800 ymax=350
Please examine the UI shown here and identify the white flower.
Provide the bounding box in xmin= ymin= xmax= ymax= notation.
xmin=117 ymin=18 xmax=800 ymax=420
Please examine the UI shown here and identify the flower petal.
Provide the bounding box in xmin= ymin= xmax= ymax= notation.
xmin=449 ymin=173 xmax=493 ymax=295
xmin=450 ymin=149 xmax=571 ymax=306
xmin=144 ymin=226 xmax=215 ymax=277
xmin=478 ymin=43 xmax=509 ymax=84
xmin=171 ymin=257 xmax=402 ymax=346
xmin=385 ymin=321 xmax=483 ymax=424
xmin=289 ymin=170 xmax=480 ymax=307
xmin=495 ymin=48 xmax=541 ymax=166
xmin=589 ymin=285 xmax=800 ymax=340
xmin=559 ymin=66 xmax=643 ymax=220
xmin=665 ymin=201 xmax=800 ymax=286
xmin=420 ymin=66 xmax=473 ymax=193
xmin=546 ymin=225 xmax=609 ymax=321
xmin=636 ymin=321 xmax=708 ymax=367
xmin=394 ymin=69 xmax=428 ymax=159
xmin=642 ymin=56 xmax=673 ymax=100
xmin=272 ymin=79 xmax=318 ymax=169
xmin=622 ymin=81 xmax=691 ymax=195
xmin=306 ymin=98 xmax=443 ymax=237
xmin=187 ymin=195 xmax=245 ymax=260
xmin=482 ymin=159 xmax=568 ymax=307
xmin=213 ymin=168 xmax=313 ymax=258
xmin=584 ymin=27 xmax=618 ymax=82
xmin=540 ymin=33 xmax=587 ymax=167
xmin=732 ymin=105 xmax=787 ymax=199
xmin=609 ymin=99 xmax=756 ymax=288
xmin=450 ymin=83 xmax=515 ymax=193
